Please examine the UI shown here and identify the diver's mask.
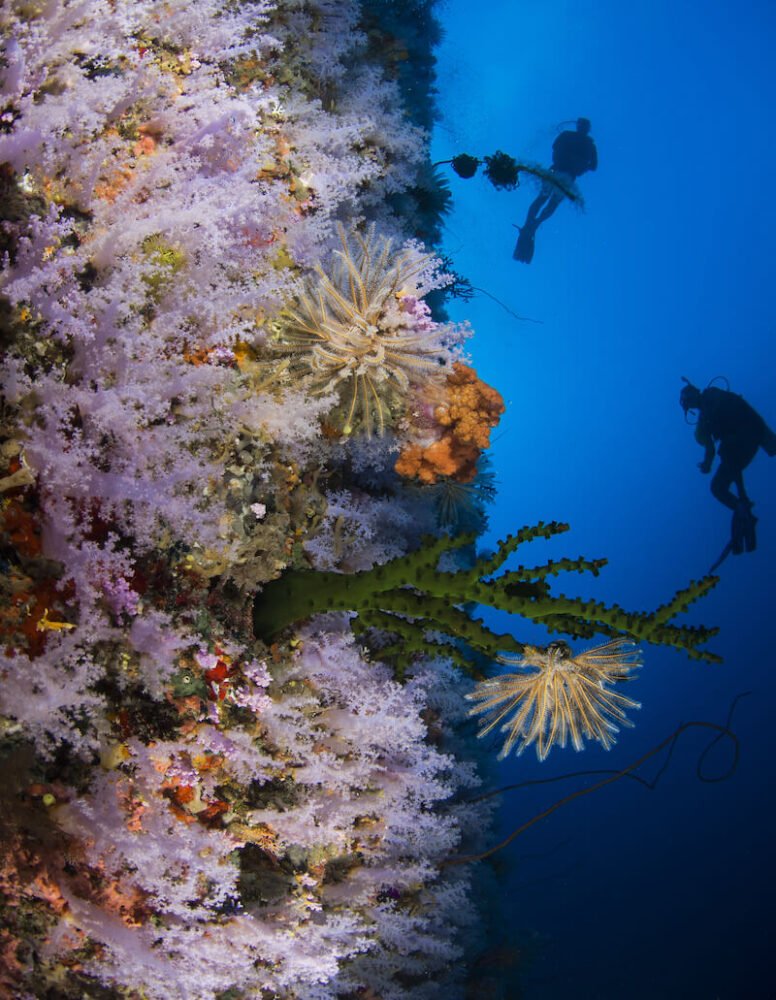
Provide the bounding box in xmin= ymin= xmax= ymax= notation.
xmin=679 ymin=376 xmax=701 ymax=424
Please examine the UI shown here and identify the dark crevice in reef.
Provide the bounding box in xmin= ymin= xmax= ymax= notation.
xmin=358 ymin=0 xmax=444 ymax=133
xmin=357 ymin=1 xmax=456 ymax=306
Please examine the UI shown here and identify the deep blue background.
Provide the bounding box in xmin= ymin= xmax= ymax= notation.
xmin=431 ymin=2 xmax=776 ymax=997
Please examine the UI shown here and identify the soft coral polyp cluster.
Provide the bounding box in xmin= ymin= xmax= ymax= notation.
xmin=395 ymin=362 xmax=505 ymax=483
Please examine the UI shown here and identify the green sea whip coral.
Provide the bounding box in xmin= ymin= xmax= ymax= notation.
xmin=269 ymin=223 xmax=454 ymax=436
xmin=253 ymin=520 xmax=720 ymax=676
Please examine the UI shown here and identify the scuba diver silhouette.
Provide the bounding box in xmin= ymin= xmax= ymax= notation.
xmin=680 ymin=377 xmax=776 ymax=570
xmin=514 ymin=117 xmax=598 ymax=264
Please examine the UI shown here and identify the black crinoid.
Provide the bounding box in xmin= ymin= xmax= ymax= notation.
xmin=483 ymin=151 xmax=520 ymax=190
xmin=429 ymin=455 xmax=497 ymax=531
xmin=450 ymin=153 xmax=480 ymax=179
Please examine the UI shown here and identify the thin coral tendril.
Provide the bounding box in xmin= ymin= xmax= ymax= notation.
xmin=696 ymin=690 xmax=751 ymax=782
xmin=441 ymin=716 xmax=743 ymax=869
xmin=463 ymin=689 xmax=750 ymax=806
xmin=461 ymin=742 xmax=678 ymax=806
xmin=469 ymin=286 xmax=544 ymax=325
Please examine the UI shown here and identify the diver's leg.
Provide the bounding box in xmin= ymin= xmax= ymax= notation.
xmin=716 ymin=460 xmax=758 ymax=555
xmin=534 ymin=192 xmax=563 ymax=225
xmin=524 ymin=193 xmax=547 ymax=227
xmin=729 ymin=479 xmax=758 ymax=553
xmin=710 ymin=463 xmax=740 ymax=510
xmin=716 ymin=435 xmax=759 ymax=504
xmin=733 ymin=470 xmax=749 ymax=503
xmin=720 ymin=433 xmax=759 ymax=475
xmin=516 ymin=192 xmax=546 ymax=262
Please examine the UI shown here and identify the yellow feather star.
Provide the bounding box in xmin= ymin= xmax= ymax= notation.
xmin=466 ymin=638 xmax=643 ymax=761
xmin=271 ymin=223 xmax=452 ymax=436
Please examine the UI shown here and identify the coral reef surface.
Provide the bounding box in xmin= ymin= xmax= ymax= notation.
xmin=0 ymin=0 xmax=717 ymax=997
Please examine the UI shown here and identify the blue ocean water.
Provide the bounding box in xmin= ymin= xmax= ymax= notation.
xmin=431 ymin=2 xmax=776 ymax=997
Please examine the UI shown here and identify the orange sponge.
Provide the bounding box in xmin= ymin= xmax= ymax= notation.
xmin=395 ymin=363 xmax=504 ymax=484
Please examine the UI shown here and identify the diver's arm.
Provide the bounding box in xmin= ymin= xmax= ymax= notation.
xmin=588 ymin=142 xmax=598 ymax=171
xmin=695 ymin=421 xmax=715 ymax=473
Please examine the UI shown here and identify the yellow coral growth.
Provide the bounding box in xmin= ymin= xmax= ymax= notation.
xmin=395 ymin=362 xmax=504 ymax=483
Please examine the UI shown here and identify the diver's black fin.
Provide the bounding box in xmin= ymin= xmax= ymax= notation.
xmin=730 ymin=502 xmax=758 ymax=556
xmin=513 ymin=223 xmax=536 ymax=264
xmin=711 ymin=506 xmax=758 ymax=572
xmin=743 ymin=513 xmax=758 ymax=553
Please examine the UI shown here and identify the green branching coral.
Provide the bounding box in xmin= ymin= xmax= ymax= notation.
xmin=253 ymin=520 xmax=720 ymax=675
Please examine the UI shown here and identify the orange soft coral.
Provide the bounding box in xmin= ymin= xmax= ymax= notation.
xmin=395 ymin=363 xmax=504 ymax=484
xmin=394 ymin=436 xmax=481 ymax=484
xmin=434 ymin=362 xmax=505 ymax=449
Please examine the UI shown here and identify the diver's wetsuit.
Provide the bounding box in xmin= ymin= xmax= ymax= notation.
xmin=550 ymin=130 xmax=598 ymax=179
xmin=695 ymin=387 xmax=776 ymax=509
xmin=519 ymin=129 xmax=598 ymax=244
xmin=526 ymin=130 xmax=598 ymax=222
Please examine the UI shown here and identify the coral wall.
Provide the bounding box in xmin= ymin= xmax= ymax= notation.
xmin=0 ymin=1 xmax=495 ymax=996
